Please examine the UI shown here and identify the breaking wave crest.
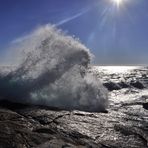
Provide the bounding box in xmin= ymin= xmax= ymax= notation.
xmin=0 ymin=25 xmax=108 ymax=112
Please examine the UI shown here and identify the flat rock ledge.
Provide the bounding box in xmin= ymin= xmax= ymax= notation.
xmin=0 ymin=100 xmax=148 ymax=148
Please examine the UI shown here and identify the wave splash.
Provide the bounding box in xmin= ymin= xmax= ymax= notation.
xmin=0 ymin=25 xmax=108 ymax=112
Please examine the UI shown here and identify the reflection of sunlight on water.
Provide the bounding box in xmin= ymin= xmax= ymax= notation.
xmin=109 ymin=88 xmax=148 ymax=105
xmin=94 ymin=66 xmax=139 ymax=74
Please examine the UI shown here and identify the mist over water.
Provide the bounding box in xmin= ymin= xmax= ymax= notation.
xmin=0 ymin=25 xmax=108 ymax=112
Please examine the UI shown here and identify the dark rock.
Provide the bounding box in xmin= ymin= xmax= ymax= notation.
xmin=103 ymin=82 xmax=121 ymax=91
xmin=130 ymin=81 xmax=145 ymax=89
xmin=0 ymin=100 xmax=148 ymax=148
xmin=118 ymin=81 xmax=129 ymax=89
xmin=143 ymin=103 xmax=148 ymax=110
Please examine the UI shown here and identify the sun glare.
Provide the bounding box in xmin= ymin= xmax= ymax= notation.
xmin=95 ymin=66 xmax=138 ymax=74
xmin=112 ymin=0 xmax=123 ymax=7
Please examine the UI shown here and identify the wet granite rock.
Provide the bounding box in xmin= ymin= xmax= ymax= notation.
xmin=103 ymin=82 xmax=121 ymax=91
xmin=0 ymin=99 xmax=148 ymax=148
xmin=130 ymin=81 xmax=145 ymax=89
xmin=103 ymin=81 xmax=130 ymax=91
xmin=143 ymin=103 xmax=148 ymax=110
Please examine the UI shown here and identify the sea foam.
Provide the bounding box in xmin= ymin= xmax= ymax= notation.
xmin=0 ymin=25 xmax=108 ymax=112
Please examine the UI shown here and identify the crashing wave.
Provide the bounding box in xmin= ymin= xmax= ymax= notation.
xmin=0 ymin=25 xmax=108 ymax=112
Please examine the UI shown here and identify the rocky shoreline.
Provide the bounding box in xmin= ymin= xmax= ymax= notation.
xmin=0 ymin=97 xmax=148 ymax=148
xmin=0 ymin=66 xmax=148 ymax=148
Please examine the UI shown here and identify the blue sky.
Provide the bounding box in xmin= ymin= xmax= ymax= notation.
xmin=0 ymin=0 xmax=148 ymax=65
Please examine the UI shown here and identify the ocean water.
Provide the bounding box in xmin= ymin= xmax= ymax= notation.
xmin=1 ymin=25 xmax=147 ymax=112
xmin=91 ymin=66 xmax=148 ymax=108
xmin=1 ymin=63 xmax=148 ymax=111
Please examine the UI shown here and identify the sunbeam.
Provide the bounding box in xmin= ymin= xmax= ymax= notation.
xmin=112 ymin=0 xmax=123 ymax=7
xmin=87 ymin=0 xmax=133 ymax=57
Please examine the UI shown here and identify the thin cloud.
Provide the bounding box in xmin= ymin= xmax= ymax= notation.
xmin=55 ymin=8 xmax=89 ymax=26
xmin=11 ymin=8 xmax=90 ymax=44
xmin=11 ymin=34 xmax=31 ymax=44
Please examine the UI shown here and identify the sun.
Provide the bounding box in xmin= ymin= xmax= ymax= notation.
xmin=112 ymin=0 xmax=123 ymax=7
